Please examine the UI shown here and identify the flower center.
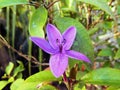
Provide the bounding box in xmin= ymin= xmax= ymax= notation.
xmin=56 ymin=39 xmax=66 ymax=53
xmin=59 ymin=44 xmax=62 ymax=53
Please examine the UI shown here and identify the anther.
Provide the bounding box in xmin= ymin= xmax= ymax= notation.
xmin=62 ymin=39 xmax=66 ymax=44
xmin=56 ymin=39 xmax=59 ymax=43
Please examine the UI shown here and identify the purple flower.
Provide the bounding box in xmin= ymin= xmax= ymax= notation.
xmin=29 ymin=24 xmax=90 ymax=78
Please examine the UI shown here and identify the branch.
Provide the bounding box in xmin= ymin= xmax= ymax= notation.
xmin=0 ymin=35 xmax=49 ymax=66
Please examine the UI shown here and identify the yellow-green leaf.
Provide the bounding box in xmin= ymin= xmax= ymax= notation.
xmin=29 ymin=7 xmax=48 ymax=38
xmin=81 ymin=68 xmax=120 ymax=86
xmin=0 ymin=0 xmax=28 ymax=8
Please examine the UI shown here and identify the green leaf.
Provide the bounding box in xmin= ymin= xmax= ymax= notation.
xmin=114 ymin=62 xmax=120 ymax=69
xmin=38 ymin=85 xmax=56 ymax=90
xmin=0 ymin=0 xmax=28 ymax=8
xmin=117 ymin=5 xmax=120 ymax=15
xmin=17 ymin=82 xmax=56 ymax=90
xmin=98 ymin=48 xmax=114 ymax=57
xmin=10 ymin=79 xmax=24 ymax=90
xmin=8 ymin=77 xmax=14 ymax=83
xmin=16 ymin=71 xmax=58 ymax=90
xmin=81 ymin=86 xmax=86 ymax=90
xmin=73 ymin=84 xmax=80 ymax=90
xmin=76 ymin=71 xmax=86 ymax=80
xmin=54 ymin=17 xmax=94 ymax=68
xmin=0 ymin=81 xmax=9 ymax=90
xmin=5 ymin=62 xmax=14 ymax=75
xmin=107 ymin=86 xmax=120 ymax=90
xmin=114 ymin=48 xmax=120 ymax=59
xmin=29 ymin=7 xmax=48 ymax=38
xmin=88 ymin=21 xmax=113 ymax=35
xmin=13 ymin=61 xmax=24 ymax=77
xmin=64 ymin=0 xmax=74 ymax=8
xmin=81 ymin=68 xmax=120 ymax=86
xmin=15 ymin=82 xmax=56 ymax=90
xmin=61 ymin=0 xmax=76 ymax=12
xmin=25 ymin=70 xmax=61 ymax=82
xmin=117 ymin=38 xmax=120 ymax=46
xmin=74 ymin=83 xmax=85 ymax=90
xmin=77 ymin=0 xmax=115 ymax=19
xmin=17 ymin=82 xmax=39 ymax=90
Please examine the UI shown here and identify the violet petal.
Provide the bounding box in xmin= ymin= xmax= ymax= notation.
xmin=66 ymin=50 xmax=91 ymax=63
xmin=29 ymin=37 xmax=56 ymax=54
xmin=49 ymin=54 xmax=68 ymax=78
xmin=62 ymin=26 xmax=76 ymax=50
xmin=46 ymin=24 xmax=62 ymax=49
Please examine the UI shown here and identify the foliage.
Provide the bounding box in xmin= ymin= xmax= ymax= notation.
xmin=0 ymin=0 xmax=120 ymax=89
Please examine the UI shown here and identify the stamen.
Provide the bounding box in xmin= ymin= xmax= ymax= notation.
xmin=56 ymin=39 xmax=60 ymax=45
xmin=56 ymin=39 xmax=59 ymax=43
xmin=62 ymin=39 xmax=66 ymax=45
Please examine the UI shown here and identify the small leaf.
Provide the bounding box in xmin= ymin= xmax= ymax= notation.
xmin=74 ymin=84 xmax=81 ymax=90
xmin=29 ymin=7 xmax=48 ymax=38
xmin=114 ymin=48 xmax=120 ymax=59
xmin=0 ymin=81 xmax=9 ymax=90
xmin=117 ymin=5 xmax=120 ymax=15
xmin=98 ymin=48 xmax=114 ymax=57
xmin=81 ymin=68 xmax=120 ymax=86
xmin=25 ymin=70 xmax=61 ymax=82
xmin=76 ymin=71 xmax=86 ymax=80
xmin=77 ymin=0 xmax=115 ymax=19
xmin=0 ymin=0 xmax=28 ymax=8
xmin=5 ymin=62 xmax=14 ymax=75
xmin=81 ymin=86 xmax=86 ymax=90
xmin=61 ymin=0 xmax=76 ymax=12
xmin=114 ymin=62 xmax=120 ymax=69
xmin=10 ymin=79 xmax=24 ymax=90
xmin=117 ymin=38 xmax=120 ymax=46
xmin=13 ymin=61 xmax=24 ymax=77
xmin=8 ymin=77 xmax=14 ymax=83
xmin=74 ymin=83 xmax=85 ymax=90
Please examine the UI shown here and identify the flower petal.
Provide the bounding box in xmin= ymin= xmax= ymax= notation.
xmin=29 ymin=37 xmax=56 ymax=54
xmin=66 ymin=50 xmax=91 ymax=63
xmin=62 ymin=26 xmax=76 ymax=50
xmin=46 ymin=24 xmax=62 ymax=49
xmin=49 ymin=54 xmax=68 ymax=78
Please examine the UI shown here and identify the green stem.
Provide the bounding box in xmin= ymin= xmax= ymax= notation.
xmin=6 ymin=7 xmax=13 ymax=60
xmin=12 ymin=5 xmax=16 ymax=48
xmin=27 ymin=6 xmax=32 ymax=75
xmin=11 ymin=5 xmax=16 ymax=63
xmin=6 ymin=7 xmax=10 ymax=42
xmin=39 ymin=49 xmax=42 ymax=71
xmin=28 ymin=40 xmax=32 ymax=75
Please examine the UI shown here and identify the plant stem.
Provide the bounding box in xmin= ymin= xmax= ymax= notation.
xmin=11 ymin=5 xmax=16 ymax=63
xmin=63 ymin=72 xmax=67 ymax=82
xmin=63 ymin=72 xmax=70 ymax=90
xmin=6 ymin=7 xmax=10 ymax=42
xmin=28 ymin=40 xmax=32 ymax=75
xmin=39 ymin=49 xmax=42 ymax=71
xmin=12 ymin=5 xmax=16 ymax=48
xmin=6 ymin=7 xmax=13 ymax=60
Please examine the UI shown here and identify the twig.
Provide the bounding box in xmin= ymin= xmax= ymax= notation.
xmin=83 ymin=4 xmax=92 ymax=29
xmin=42 ymin=0 xmax=60 ymax=9
xmin=0 ymin=35 xmax=49 ymax=66
xmin=108 ymin=0 xmax=115 ymax=6
xmin=29 ymin=0 xmax=59 ymax=9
